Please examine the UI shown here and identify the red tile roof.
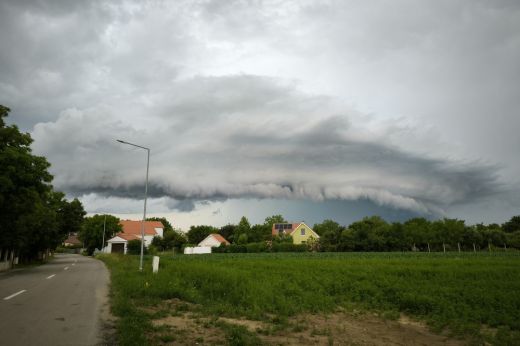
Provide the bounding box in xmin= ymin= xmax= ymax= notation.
xmin=63 ymin=233 xmax=82 ymax=246
xmin=119 ymin=220 xmax=164 ymax=236
xmin=271 ymin=223 xmax=301 ymax=237
xmin=211 ymin=233 xmax=230 ymax=245
xmin=116 ymin=233 xmax=141 ymax=241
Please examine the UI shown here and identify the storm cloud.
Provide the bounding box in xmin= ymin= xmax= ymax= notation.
xmin=1 ymin=0 xmax=519 ymax=225
xmin=30 ymin=74 xmax=501 ymax=216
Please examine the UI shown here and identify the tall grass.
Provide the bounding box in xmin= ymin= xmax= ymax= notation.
xmin=100 ymin=252 xmax=520 ymax=344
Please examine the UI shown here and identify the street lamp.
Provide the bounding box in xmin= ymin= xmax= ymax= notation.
xmin=116 ymin=139 xmax=150 ymax=271
xmin=101 ymin=214 xmax=106 ymax=253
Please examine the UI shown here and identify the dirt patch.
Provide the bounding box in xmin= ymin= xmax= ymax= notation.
xmin=147 ymin=301 xmax=467 ymax=346
xmin=152 ymin=315 xmax=226 ymax=345
xmin=218 ymin=317 xmax=267 ymax=331
xmin=260 ymin=312 xmax=465 ymax=346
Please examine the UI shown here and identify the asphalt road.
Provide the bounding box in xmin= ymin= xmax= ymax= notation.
xmin=0 ymin=254 xmax=110 ymax=346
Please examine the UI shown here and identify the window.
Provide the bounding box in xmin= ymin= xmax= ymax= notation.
xmin=301 ymin=228 xmax=305 ymax=235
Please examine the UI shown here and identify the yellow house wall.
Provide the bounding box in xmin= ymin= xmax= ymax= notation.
xmin=291 ymin=223 xmax=319 ymax=244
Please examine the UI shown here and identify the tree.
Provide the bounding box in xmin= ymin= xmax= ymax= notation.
xmin=153 ymin=227 xmax=187 ymax=251
xmin=264 ymin=215 xmax=286 ymax=226
xmin=146 ymin=217 xmax=173 ymax=233
xmin=248 ymin=224 xmax=267 ymax=243
xmin=313 ymin=219 xmax=342 ymax=236
xmin=186 ymin=225 xmax=217 ymax=244
xmin=503 ymin=216 xmax=520 ymax=233
xmin=462 ymin=226 xmax=483 ymax=250
xmin=219 ymin=224 xmax=236 ymax=242
xmin=147 ymin=216 xmax=186 ymax=250
xmin=59 ymin=197 xmax=86 ymax=236
xmin=79 ymin=214 xmax=121 ymax=255
xmin=347 ymin=216 xmax=390 ymax=251
xmin=507 ymin=231 xmax=520 ymax=249
xmin=234 ymin=216 xmax=251 ymax=243
xmin=162 ymin=229 xmax=187 ymax=251
xmin=403 ymin=218 xmax=431 ymax=250
xmin=0 ymin=105 xmax=57 ymax=261
xmin=314 ymin=219 xmax=343 ymax=250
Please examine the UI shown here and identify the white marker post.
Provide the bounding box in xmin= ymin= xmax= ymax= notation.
xmin=152 ymin=256 xmax=160 ymax=274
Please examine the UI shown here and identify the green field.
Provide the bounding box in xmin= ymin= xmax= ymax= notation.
xmin=100 ymin=252 xmax=520 ymax=345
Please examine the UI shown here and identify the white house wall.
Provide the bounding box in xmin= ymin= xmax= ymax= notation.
xmin=198 ymin=236 xmax=222 ymax=247
xmin=154 ymin=227 xmax=164 ymax=238
xmin=184 ymin=246 xmax=212 ymax=254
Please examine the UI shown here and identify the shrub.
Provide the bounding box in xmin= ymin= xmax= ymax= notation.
xmin=245 ymin=242 xmax=269 ymax=253
xmin=271 ymin=243 xmax=307 ymax=252
xmin=127 ymin=239 xmax=148 ymax=255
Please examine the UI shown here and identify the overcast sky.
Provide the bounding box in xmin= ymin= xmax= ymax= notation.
xmin=1 ymin=0 xmax=519 ymax=229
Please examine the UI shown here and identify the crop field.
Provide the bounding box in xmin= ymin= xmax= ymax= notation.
xmin=100 ymin=252 xmax=520 ymax=345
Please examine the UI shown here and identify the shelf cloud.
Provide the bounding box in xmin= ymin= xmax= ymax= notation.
xmin=2 ymin=0 xmax=519 ymax=225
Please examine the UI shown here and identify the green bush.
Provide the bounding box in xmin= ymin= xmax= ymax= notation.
xmin=271 ymin=243 xmax=307 ymax=252
xmin=245 ymin=242 xmax=269 ymax=253
xmin=127 ymin=239 xmax=148 ymax=255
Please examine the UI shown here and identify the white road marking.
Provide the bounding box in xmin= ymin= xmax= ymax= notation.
xmin=72 ymin=263 xmax=75 ymax=266
xmin=46 ymin=274 xmax=56 ymax=279
xmin=64 ymin=267 xmax=69 ymax=270
xmin=3 ymin=290 xmax=27 ymax=300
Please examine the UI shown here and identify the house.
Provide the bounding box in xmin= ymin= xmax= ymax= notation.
xmin=106 ymin=220 xmax=164 ymax=254
xmin=198 ymin=233 xmax=230 ymax=248
xmin=63 ymin=233 xmax=82 ymax=247
xmin=271 ymin=222 xmax=320 ymax=244
xmin=183 ymin=234 xmax=230 ymax=255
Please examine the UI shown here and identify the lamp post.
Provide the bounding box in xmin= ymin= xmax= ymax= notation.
xmin=116 ymin=139 xmax=150 ymax=271
xmin=101 ymin=214 xmax=106 ymax=253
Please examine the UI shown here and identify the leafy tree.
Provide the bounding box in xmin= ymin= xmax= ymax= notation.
xmin=462 ymin=226 xmax=483 ymax=250
xmin=403 ymin=218 xmax=430 ymax=250
xmin=313 ymin=219 xmax=342 ymax=236
xmin=249 ymin=224 xmax=272 ymax=242
xmin=503 ymin=216 xmax=520 ymax=233
xmin=386 ymin=222 xmax=410 ymax=251
xmin=79 ymin=214 xmax=121 ymax=255
xmin=61 ymin=198 xmax=86 ymax=233
xmin=234 ymin=216 xmax=251 ymax=243
xmin=186 ymin=225 xmax=217 ymax=244
xmin=236 ymin=233 xmax=249 ymax=244
xmin=264 ymin=214 xmax=286 ymax=226
xmin=146 ymin=217 xmax=173 ymax=233
xmin=147 ymin=217 xmax=185 ymax=250
xmin=338 ymin=229 xmax=355 ymax=251
xmin=315 ymin=219 xmax=344 ymax=250
xmin=166 ymin=228 xmax=187 ymax=250
xmin=347 ymin=216 xmax=390 ymax=251
xmin=153 ymin=228 xmax=187 ymax=251
xmin=507 ymin=231 xmax=520 ymax=249
xmin=0 ymin=105 xmax=56 ymax=261
xmin=219 ymin=224 xmax=236 ymax=243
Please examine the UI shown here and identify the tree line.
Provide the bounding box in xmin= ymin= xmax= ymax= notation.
xmin=185 ymin=214 xmax=520 ymax=253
